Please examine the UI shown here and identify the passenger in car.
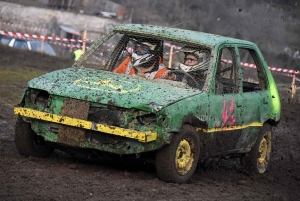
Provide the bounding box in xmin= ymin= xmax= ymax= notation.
xmin=113 ymin=39 xmax=168 ymax=79
xmin=162 ymin=47 xmax=210 ymax=84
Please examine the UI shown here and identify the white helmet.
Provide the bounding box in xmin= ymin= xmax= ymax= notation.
xmin=131 ymin=41 xmax=158 ymax=67
xmin=179 ymin=46 xmax=210 ymax=73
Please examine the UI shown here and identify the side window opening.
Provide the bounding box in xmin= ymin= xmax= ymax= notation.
xmin=14 ymin=40 xmax=28 ymax=49
xmin=0 ymin=36 xmax=11 ymax=45
xmin=163 ymin=41 xmax=211 ymax=89
xmin=238 ymin=48 xmax=267 ymax=92
xmin=215 ymin=47 xmax=240 ymax=94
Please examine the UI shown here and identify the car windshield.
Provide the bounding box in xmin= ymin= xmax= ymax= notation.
xmin=29 ymin=41 xmax=56 ymax=56
xmin=79 ymin=32 xmax=212 ymax=91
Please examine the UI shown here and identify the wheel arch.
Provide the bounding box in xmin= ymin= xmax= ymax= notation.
xmin=181 ymin=114 xmax=208 ymax=129
xmin=266 ymin=118 xmax=280 ymax=127
xmin=155 ymin=124 xmax=201 ymax=183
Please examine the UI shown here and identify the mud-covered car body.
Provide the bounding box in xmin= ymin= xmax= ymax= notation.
xmin=14 ymin=24 xmax=281 ymax=183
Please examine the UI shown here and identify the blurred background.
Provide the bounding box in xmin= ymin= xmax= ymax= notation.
xmin=0 ymin=0 xmax=299 ymax=71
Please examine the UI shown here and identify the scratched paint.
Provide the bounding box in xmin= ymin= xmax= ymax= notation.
xmin=73 ymin=77 xmax=142 ymax=93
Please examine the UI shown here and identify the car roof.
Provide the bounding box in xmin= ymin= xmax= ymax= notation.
xmin=113 ymin=24 xmax=255 ymax=48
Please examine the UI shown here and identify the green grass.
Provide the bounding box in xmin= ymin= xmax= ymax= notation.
xmin=0 ymin=66 xmax=47 ymax=103
xmin=0 ymin=66 xmax=48 ymax=123
xmin=0 ymin=66 xmax=47 ymax=83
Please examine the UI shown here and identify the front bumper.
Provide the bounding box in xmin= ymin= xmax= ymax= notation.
xmin=14 ymin=107 xmax=157 ymax=143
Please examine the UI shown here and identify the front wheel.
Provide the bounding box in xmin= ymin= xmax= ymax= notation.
xmin=156 ymin=125 xmax=200 ymax=183
xmin=15 ymin=116 xmax=54 ymax=157
xmin=240 ymin=124 xmax=272 ymax=174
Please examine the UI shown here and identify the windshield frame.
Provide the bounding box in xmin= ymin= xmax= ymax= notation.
xmin=73 ymin=30 xmax=215 ymax=92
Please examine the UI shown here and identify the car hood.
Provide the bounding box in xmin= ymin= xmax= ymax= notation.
xmin=28 ymin=67 xmax=201 ymax=110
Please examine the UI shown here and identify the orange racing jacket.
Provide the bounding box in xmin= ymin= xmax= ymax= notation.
xmin=113 ymin=56 xmax=168 ymax=79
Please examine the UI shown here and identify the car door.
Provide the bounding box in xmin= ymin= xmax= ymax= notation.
xmin=207 ymin=45 xmax=243 ymax=155
xmin=234 ymin=45 xmax=271 ymax=150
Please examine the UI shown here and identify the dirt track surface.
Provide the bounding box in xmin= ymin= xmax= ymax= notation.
xmin=0 ymin=45 xmax=300 ymax=201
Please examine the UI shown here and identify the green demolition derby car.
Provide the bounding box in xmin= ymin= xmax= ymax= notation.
xmin=14 ymin=24 xmax=281 ymax=183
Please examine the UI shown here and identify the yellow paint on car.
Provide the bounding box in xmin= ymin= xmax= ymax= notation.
xmin=73 ymin=77 xmax=142 ymax=93
xmin=196 ymin=122 xmax=263 ymax=133
xmin=14 ymin=107 xmax=157 ymax=142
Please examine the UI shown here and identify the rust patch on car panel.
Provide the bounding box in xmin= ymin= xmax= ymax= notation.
xmin=58 ymin=98 xmax=90 ymax=146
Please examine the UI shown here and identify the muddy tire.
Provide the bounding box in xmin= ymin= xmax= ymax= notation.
xmin=156 ymin=125 xmax=200 ymax=183
xmin=240 ymin=124 xmax=272 ymax=174
xmin=15 ymin=116 xmax=54 ymax=157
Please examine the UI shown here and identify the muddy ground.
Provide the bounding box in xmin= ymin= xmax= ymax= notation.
xmin=0 ymin=45 xmax=299 ymax=201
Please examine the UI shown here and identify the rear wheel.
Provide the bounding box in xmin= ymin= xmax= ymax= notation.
xmin=241 ymin=124 xmax=272 ymax=173
xmin=156 ymin=125 xmax=200 ymax=183
xmin=15 ymin=116 xmax=54 ymax=157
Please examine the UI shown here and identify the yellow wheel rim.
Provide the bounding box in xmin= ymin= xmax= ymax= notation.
xmin=257 ymin=132 xmax=271 ymax=173
xmin=258 ymin=138 xmax=267 ymax=164
xmin=176 ymin=139 xmax=194 ymax=175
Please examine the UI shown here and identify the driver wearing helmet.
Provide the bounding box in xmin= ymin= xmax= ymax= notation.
xmin=113 ymin=39 xmax=168 ymax=79
xmin=163 ymin=46 xmax=210 ymax=83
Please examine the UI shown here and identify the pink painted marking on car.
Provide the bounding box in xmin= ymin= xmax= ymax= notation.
xmin=222 ymin=99 xmax=229 ymax=126
xmin=229 ymin=99 xmax=236 ymax=125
